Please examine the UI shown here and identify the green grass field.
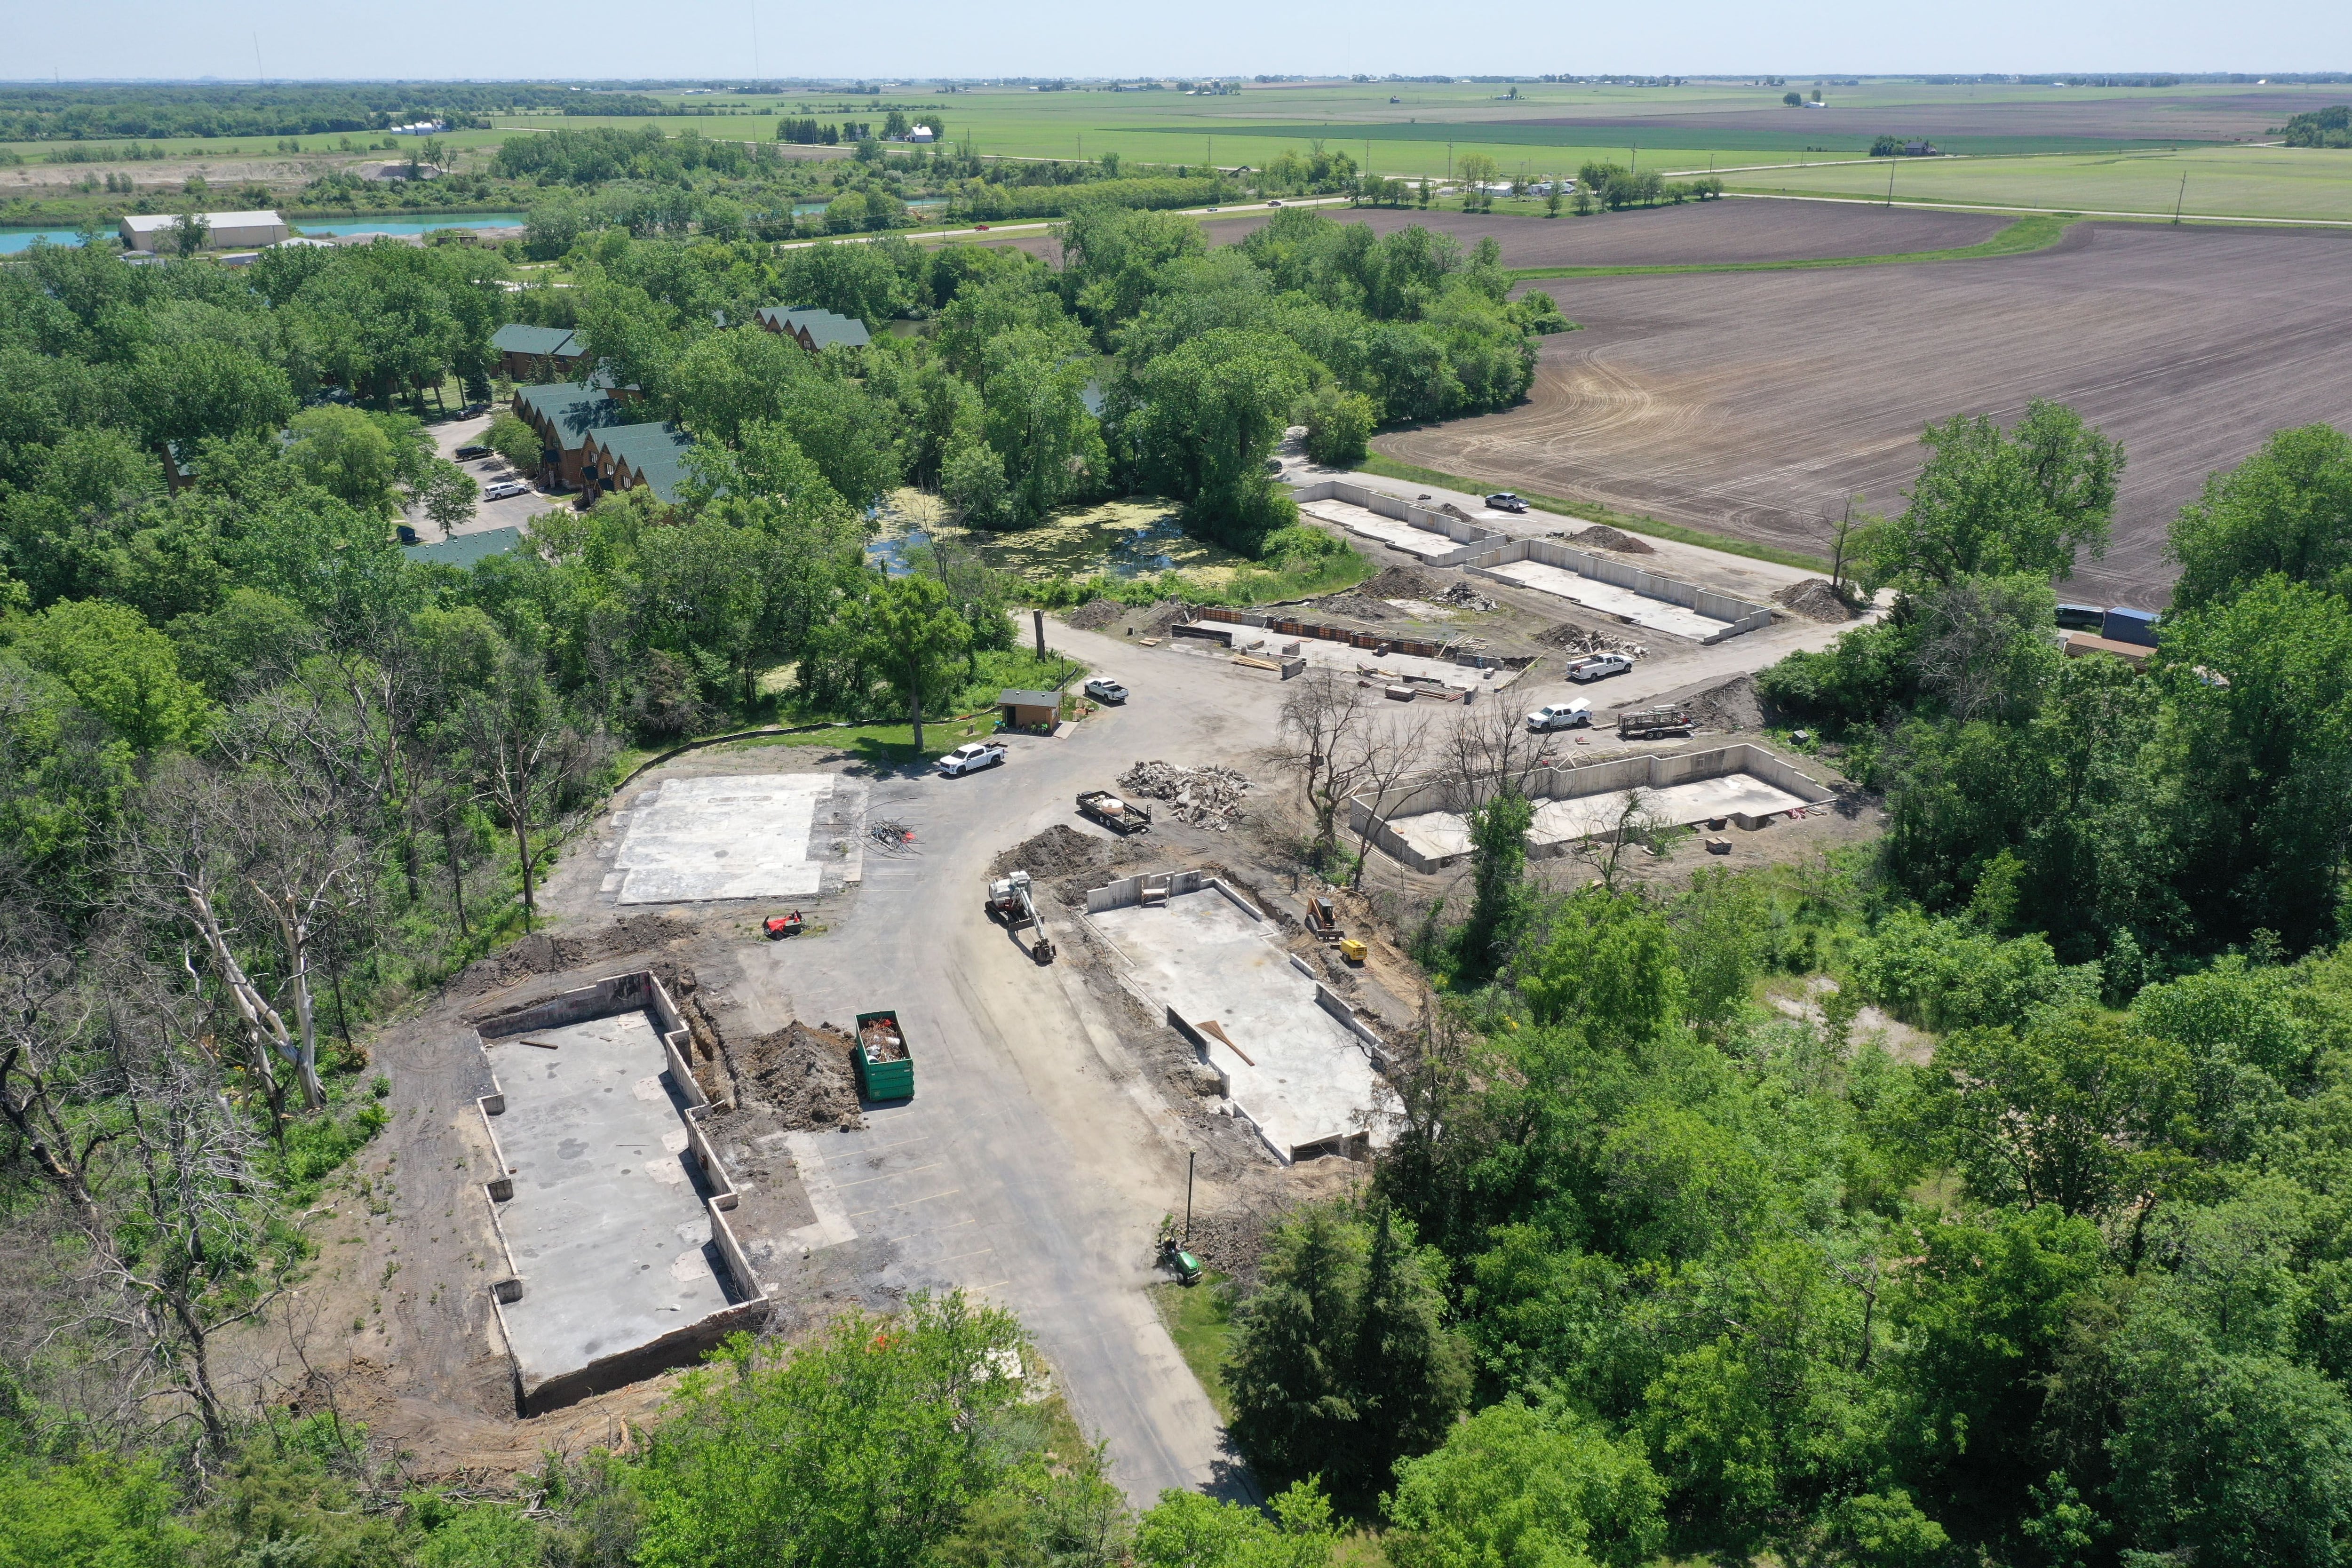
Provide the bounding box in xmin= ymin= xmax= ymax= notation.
xmin=1726 ymin=143 xmax=2352 ymax=223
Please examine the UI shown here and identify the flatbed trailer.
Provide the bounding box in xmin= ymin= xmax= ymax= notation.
xmin=1617 ymin=704 xmax=1696 ymax=740
xmin=1076 ymin=789 xmax=1153 ymax=835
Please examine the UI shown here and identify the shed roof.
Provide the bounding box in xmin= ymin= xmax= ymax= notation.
xmin=999 ymin=689 xmax=1062 ymax=708
xmin=403 ymin=525 xmax=525 ymax=568
xmin=513 ymin=383 xmax=624 ymax=451
xmin=492 ymin=324 xmax=580 ymax=358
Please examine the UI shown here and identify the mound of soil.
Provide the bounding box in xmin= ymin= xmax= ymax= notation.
xmin=732 ymin=1021 xmax=865 ymax=1130
xmin=1534 ymin=619 xmax=1642 ymax=656
xmin=452 ymin=915 xmax=699 ymax=998
xmin=1065 ymin=597 xmax=1125 ymax=631
xmin=1687 ymin=673 xmax=1767 ymax=732
xmin=992 ymin=823 xmax=1141 ymax=882
xmin=1568 ymin=524 xmax=1656 ymax=555
xmin=1773 ymin=577 xmax=1857 ymax=622
xmin=1139 ymin=600 xmax=1196 ymax=637
xmin=1360 ymin=565 xmax=1440 ymax=600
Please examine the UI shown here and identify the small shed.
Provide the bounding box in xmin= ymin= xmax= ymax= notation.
xmin=999 ymin=688 xmax=1062 ymax=731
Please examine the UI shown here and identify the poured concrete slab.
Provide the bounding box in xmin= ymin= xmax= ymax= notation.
xmin=1391 ymin=810 xmax=1474 ymax=864
xmin=1530 ymin=774 xmax=1807 ymax=844
xmin=1484 ymin=558 xmax=1729 ymax=641
xmin=486 ymin=1012 xmax=737 ymax=1396
xmin=1090 ymin=885 xmax=1386 ymax=1162
xmin=1301 ymin=499 xmax=1464 ymax=559
xmin=610 ymin=773 xmax=864 ymax=904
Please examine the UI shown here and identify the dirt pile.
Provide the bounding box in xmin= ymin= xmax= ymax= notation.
xmin=1440 ymin=501 xmax=1478 ymax=523
xmin=993 ymin=823 xmax=1113 ymax=881
xmin=1568 ymin=525 xmax=1657 ymax=555
xmin=1360 ymin=565 xmax=1440 ymax=599
xmin=1138 ymin=600 xmax=1196 ymax=637
xmin=1773 ymin=577 xmax=1857 ymax=621
xmin=1065 ymin=597 xmax=1125 ymax=631
xmin=452 ymin=915 xmax=698 ymax=997
xmin=1685 ymin=673 xmax=1766 ymax=732
xmin=1535 ymin=621 xmax=1645 ymax=657
xmin=1118 ymin=760 xmax=1253 ymax=829
xmin=732 ymin=1021 xmax=865 ymax=1130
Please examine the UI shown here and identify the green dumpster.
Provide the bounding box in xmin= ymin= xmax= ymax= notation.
xmin=854 ymin=1009 xmax=914 ymax=1100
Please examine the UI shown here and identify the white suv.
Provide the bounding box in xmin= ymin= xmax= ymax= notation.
xmin=937 ymin=741 xmax=1008 ymax=777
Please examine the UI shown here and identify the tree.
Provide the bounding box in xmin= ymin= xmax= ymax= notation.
xmin=10 ymin=598 xmax=211 ymax=753
xmin=456 ymin=644 xmax=587 ymax=933
xmin=1455 ymin=153 xmax=1499 ymax=212
xmin=2167 ymin=423 xmax=2352 ymax=612
xmin=631 ymin=1293 xmax=1034 ymax=1568
xmin=1133 ymin=1483 xmax=1337 ymax=1568
xmin=1460 ymin=788 xmax=1534 ymax=979
xmin=284 ymin=406 xmax=401 ymax=518
xmin=977 ymin=328 xmax=1104 ymax=523
xmin=858 ymin=574 xmax=973 ymax=753
xmin=168 ymin=212 xmax=209 ymax=258
xmin=1522 ymin=888 xmax=1685 ymax=1047
xmin=1384 ymin=1400 xmax=1665 ymax=1568
xmin=1298 ymin=384 xmax=1376 ymax=469
xmin=1277 ymin=669 xmax=1375 ymax=869
xmin=1125 ymin=328 xmax=1313 ymax=554
xmin=120 ymin=342 xmax=295 ymax=487
xmin=1858 ymin=402 xmax=2122 ymax=592
xmin=484 ymin=411 xmax=543 ymax=474
xmin=1226 ymin=1203 xmax=1467 ymax=1510
xmin=418 ymin=462 xmax=479 ymax=537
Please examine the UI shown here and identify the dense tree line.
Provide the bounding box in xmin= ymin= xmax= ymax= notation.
xmin=0 ymin=82 xmax=559 ymax=142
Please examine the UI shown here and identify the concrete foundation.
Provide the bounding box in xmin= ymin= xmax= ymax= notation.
xmin=472 ymin=971 xmax=767 ymax=1414
xmin=1482 ymin=558 xmax=1731 ymax=641
xmin=1459 ymin=539 xmax=1775 ymax=644
xmin=1291 ymin=478 xmax=1510 ymax=565
xmin=605 ymin=773 xmax=866 ymax=904
xmin=1352 ymin=743 xmax=1835 ymax=872
xmin=1086 ymin=877 xmax=1389 ymax=1164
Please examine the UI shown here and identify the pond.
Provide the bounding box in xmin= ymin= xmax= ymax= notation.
xmin=0 ymin=212 xmax=528 ymax=253
xmin=865 ymin=493 xmax=1247 ymax=586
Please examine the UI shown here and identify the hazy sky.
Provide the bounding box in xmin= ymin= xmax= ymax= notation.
xmin=5 ymin=0 xmax=2345 ymax=82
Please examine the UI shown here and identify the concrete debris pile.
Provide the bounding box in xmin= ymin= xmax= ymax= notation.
xmin=1065 ymin=597 xmax=1125 ymax=631
xmin=733 ymin=1021 xmax=865 ymax=1130
xmin=1117 ymin=760 xmax=1253 ymax=829
xmin=1537 ymin=621 xmax=1646 ymax=658
xmin=1437 ymin=581 xmax=1497 ymax=612
xmin=1773 ymin=577 xmax=1858 ymax=622
xmin=1567 ymin=524 xmax=1657 ymax=555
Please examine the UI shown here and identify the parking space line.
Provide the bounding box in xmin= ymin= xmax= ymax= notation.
xmin=930 ymin=1245 xmax=996 ymax=1266
xmin=833 ymin=1162 xmax=941 ymax=1189
xmin=849 ymin=1187 xmax=961 ymax=1219
xmin=886 ymin=1217 xmax=976 ymax=1244
xmin=826 ymin=1134 xmax=931 ymax=1165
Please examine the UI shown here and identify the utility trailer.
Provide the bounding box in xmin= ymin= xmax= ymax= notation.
xmin=1617 ymin=704 xmax=1697 ymax=740
xmin=853 ymin=1010 xmax=914 ymax=1100
xmin=1076 ymin=789 xmax=1153 ymax=835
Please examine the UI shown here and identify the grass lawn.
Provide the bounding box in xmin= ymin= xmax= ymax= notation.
xmin=1148 ymin=1272 xmax=1237 ymax=1423
xmin=1727 ymin=143 xmax=2352 ymax=224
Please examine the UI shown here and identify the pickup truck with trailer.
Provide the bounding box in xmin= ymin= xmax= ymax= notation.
xmin=1617 ymin=704 xmax=1697 ymax=740
xmin=1526 ymin=700 xmax=1593 ymax=732
xmin=1076 ymin=790 xmax=1152 ymax=835
xmin=853 ymin=1009 xmax=914 ymax=1100
xmin=1566 ymin=653 xmax=1634 ymax=684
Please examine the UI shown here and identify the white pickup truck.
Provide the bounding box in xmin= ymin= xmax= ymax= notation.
xmin=1526 ymin=700 xmax=1593 ymax=733
xmin=937 ymin=741 xmax=1008 ymax=777
xmin=1565 ymin=653 xmax=1634 ymax=684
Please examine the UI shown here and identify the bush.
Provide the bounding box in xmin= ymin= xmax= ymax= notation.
xmin=1299 ymin=384 xmax=1377 ymax=468
xmin=484 ymin=411 xmax=542 ymax=473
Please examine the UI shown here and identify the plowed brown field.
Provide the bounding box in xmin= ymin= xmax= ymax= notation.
xmin=1378 ymin=221 xmax=2352 ymax=606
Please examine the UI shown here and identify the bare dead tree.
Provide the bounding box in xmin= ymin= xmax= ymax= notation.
xmin=1442 ymin=694 xmax=1535 ymax=806
xmin=1278 ymin=669 xmax=1377 ymax=869
xmin=1345 ymin=707 xmax=1433 ymax=889
xmin=0 ymin=911 xmax=115 ymax=1232
xmin=246 ymin=828 xmax=366 ymax=1110
xmin=457 ymin=660 xmax=575 ymax=933
xmin=1914 ymin=574 xmax=2054 ymax=723
xmin=1823 ymin=496 xmax=1872 ymax=601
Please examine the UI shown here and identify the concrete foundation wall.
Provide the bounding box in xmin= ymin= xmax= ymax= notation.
xmin=471 ymin=970 xmax=768 ymax=1415
xmin=1292 ymin=478 xmax=1510 ymax=564
xmin=1348 ymin=745 xmax=1836 ymax=872
xmin=1458 ymin=539 xmax=1774 ymax=641
xmin=1086 ymin=869 xmax=1253 ymax=915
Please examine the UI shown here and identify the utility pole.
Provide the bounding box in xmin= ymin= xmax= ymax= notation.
xmin=1184 ymin=1150 xmax=1194 ymax=1244
xmin=749 ymin=1 xmax=760 ymax=80
xmin=1446 ymin=141 xmax=1453 ymax=179
xmin=1886 ymin=159 xmax=1895 ymax=207
xmin=2173 ymin=171 xmax=2187 ymax=224
xmin=1630 ymin=143 xmax=1637 ymax=173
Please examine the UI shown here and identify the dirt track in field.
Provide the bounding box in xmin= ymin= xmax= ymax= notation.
xmin=1518 ymin=86 xmax=2352 ymax=143
xmin=1377 ymin=221 xmax=2352 ymax=607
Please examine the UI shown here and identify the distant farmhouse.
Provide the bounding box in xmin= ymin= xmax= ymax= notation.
xmin=119 ymin=209 xmax=287 ymax=252
xmin=755 ymin=306 xmax=873 ymax=351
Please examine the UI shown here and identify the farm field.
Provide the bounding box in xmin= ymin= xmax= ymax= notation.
xmin=1731 ymin=143 xmax=2352 ymax=224
xmin=1378 ymin=220 xmax=2352 ymax=607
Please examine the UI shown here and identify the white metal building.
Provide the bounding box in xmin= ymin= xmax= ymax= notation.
xmin=119 ymin=210 xmax=289 ymax=252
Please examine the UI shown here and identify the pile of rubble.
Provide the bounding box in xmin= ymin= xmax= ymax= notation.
xmin=1437 ymin=581 xmax=1497 ymax=612
xmin=1773 ymin=577 xmax=1858 ymax=622
xmin=1536 ymin=621 xmax=1646 ymax=658
xmin=1116 ymin=760 xmax=1253 ymax=830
